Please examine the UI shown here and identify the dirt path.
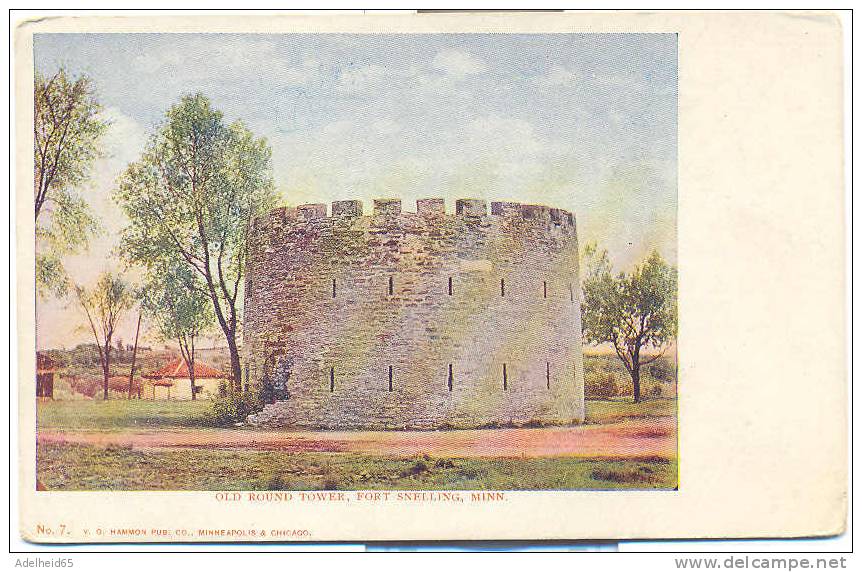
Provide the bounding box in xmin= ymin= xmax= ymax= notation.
xmin=38 ymin=417 xmax=676 ymax=459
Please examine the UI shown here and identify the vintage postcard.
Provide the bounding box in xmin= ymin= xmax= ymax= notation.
xmin=14 ymin=11 xmax=846 ymax=542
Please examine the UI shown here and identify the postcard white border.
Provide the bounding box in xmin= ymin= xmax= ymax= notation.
xmin=13 ymin=11 xmax=847 ymax=542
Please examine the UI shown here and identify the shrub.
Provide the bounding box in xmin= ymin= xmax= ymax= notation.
xmin=648 ymin=358 xmax=675 ymax=382
xmin=66 ymin=375 xmax=102 ymax=398
xmin=206 ymin=388 xmax=263 ymax=427
xmin=586 ymin=372 xmax=620 ymax=399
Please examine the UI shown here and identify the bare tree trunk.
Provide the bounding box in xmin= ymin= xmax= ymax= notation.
xmin=189 ymin=335 xmax=197 ymax=401
xmin=178 ymin=335 xmax=198 ymax=401
xmin=631 ymin=366 xmax=642 ymax=404
xmin=102 ymin=343 xmax=112 ymax=400
xmin=127 ymin=312 xmax=142 ymax=399
xmin=226 ymin=334 xmax=241 ymax=393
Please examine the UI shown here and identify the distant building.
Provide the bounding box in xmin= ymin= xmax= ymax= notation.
xmin=144 ymin=357 xmax=228 ymax=400
xmin=36 ymin=352 xmax=57 ymax=399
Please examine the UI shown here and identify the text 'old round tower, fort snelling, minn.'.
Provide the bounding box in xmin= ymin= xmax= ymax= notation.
xmin=242 ymin=197 xmax=585 ymax=429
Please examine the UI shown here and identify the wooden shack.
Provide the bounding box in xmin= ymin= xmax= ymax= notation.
xmin=36 ymin=352 xmax=57 ymax=399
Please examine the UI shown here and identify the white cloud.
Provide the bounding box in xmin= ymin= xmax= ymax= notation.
xmin=60 ymin=106 xmax=148 ymax=287
xmin=100 ymin=106 xmax=150 ymax=167
xmin=531 ymin=65 xmax=580 ymax=88
xmin=130 ymin=37 xmax=319 ymax=87
xmin=336 ymin=64 xmax=421 ymax=94
xmin=131 ymin=50 xmax=183 ymax=74
xmin=280 ymin=59 xmax=323 ymax=86
xmin=431 ymin=49 xmax=487 ymax=76
xmin=336 ymin=64 xmax=391 ymax=93
xmin=273 ymin=113 xmax=554 ymax=211
xmin=372 ymin=118 xmax=402 ymax=136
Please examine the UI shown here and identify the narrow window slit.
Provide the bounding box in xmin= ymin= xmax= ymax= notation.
xmin=569 ymin=283 xmax=574 ymax=302
xmin=500 ymin=278 xmax=505 ymax=297
xmin=546 ymin=362 xmax=551 ymax=390
xmin=543 ymin=281 xmax=547 ymax=299
xmin=388 ymin=276 xmax=394 ymax=296
xmin=332 ymin=278 xmax=336 ymax=298
xmin=329 ymin=367 xmax=334 ymax=393
xmin=448 ymin=363 xmax=453 ymax=392
xmin=503 ymin=363 xmax=508 ymax=391
xmin=448 ymin=276 xmax=453 ymax=296
xmin=388 ymin=365 xmax=393 ymax=392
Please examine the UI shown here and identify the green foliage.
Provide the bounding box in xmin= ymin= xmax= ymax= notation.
xmin=76 ymin=273 xmax=134 ymax=326
xmin=35 ymin=251 xmax=68 ymax=298
xmin=74 ymin=272 xmax=135 ymax=398
xmin=583 ymin=354 xmax=676 ymax=399
xmin=114 ymin=93 xmax=279 ymax=387
xmin=34 ymin=68 xmax=108 ymax=298
xmin=140 ymin=262 xmax=214 ymax=348
xmin=42 ymin=343 xmax=155 ymax=375
xmin=139 ymin=262 xmax=214 ymax=398
xmin=581 ymin=244 xmax=678 ymax=402
xmin=207 ymin=389 xmax=264 ymax=427
xmin=648 ymin=358 xmax=676 ymax=383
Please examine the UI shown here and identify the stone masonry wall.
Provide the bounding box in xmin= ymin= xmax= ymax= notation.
xmin=243 ymin=197 xmax=585 ymax=429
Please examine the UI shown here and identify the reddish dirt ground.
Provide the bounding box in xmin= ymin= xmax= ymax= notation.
xmin=38 ymin=417 xmax=676 ymax=459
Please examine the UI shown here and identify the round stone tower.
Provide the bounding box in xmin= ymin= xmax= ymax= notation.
xmin=243 ymin=197 xmax=585 ymax=429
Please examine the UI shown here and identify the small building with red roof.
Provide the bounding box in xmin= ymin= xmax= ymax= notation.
xmin=143 ymin=356 xmax=228 ymax=400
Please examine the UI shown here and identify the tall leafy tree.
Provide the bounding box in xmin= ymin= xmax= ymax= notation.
xmin=34 ymin=68 xmax=109 ymax=297
xmin=75 ymin=272 xmax=134 ymax=400
xmin=581 ymin=243 xmax=678 ymax=403
xmin=141 ymin=263 xmax=214 ymax=400
xmin=115 ymin=94 xmax=277 ymax=390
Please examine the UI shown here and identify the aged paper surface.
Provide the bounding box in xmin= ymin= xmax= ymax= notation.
xmin=15 ymin=11 xmax=846 ymax=542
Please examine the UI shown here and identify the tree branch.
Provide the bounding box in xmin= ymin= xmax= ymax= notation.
xmin=640 ymin=343 xmax=671 ymax=366
xmin=77 ymin=288 xmax=106 ymax=374
xmin=610 ymin=336 xmax=633 ymax=373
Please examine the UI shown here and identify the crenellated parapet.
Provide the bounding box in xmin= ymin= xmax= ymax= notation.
xmin=252 ymin=197 xmax=576 ymax=234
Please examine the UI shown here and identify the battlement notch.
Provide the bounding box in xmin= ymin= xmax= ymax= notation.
xmin=374 ymin=198 xmax=402 ymax=217
xmin=417 ymin=198 xmax=445 ymax=216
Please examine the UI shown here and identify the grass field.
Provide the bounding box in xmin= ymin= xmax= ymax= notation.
xmin=37 ymin=399 xmax=214 ymax=430
xmin=584 ymin=398 xmax=676 ymax=424
xmin=37 ymin=442 xmax=677 ymax=491
xmin=36 ymin=397 xmax=676 ymax=431
xmin=36 ymin=397 xmax=677 ymax=491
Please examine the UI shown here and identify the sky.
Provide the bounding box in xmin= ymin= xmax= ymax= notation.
xmin=34 ymin=33 xmax=677 ymax=350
